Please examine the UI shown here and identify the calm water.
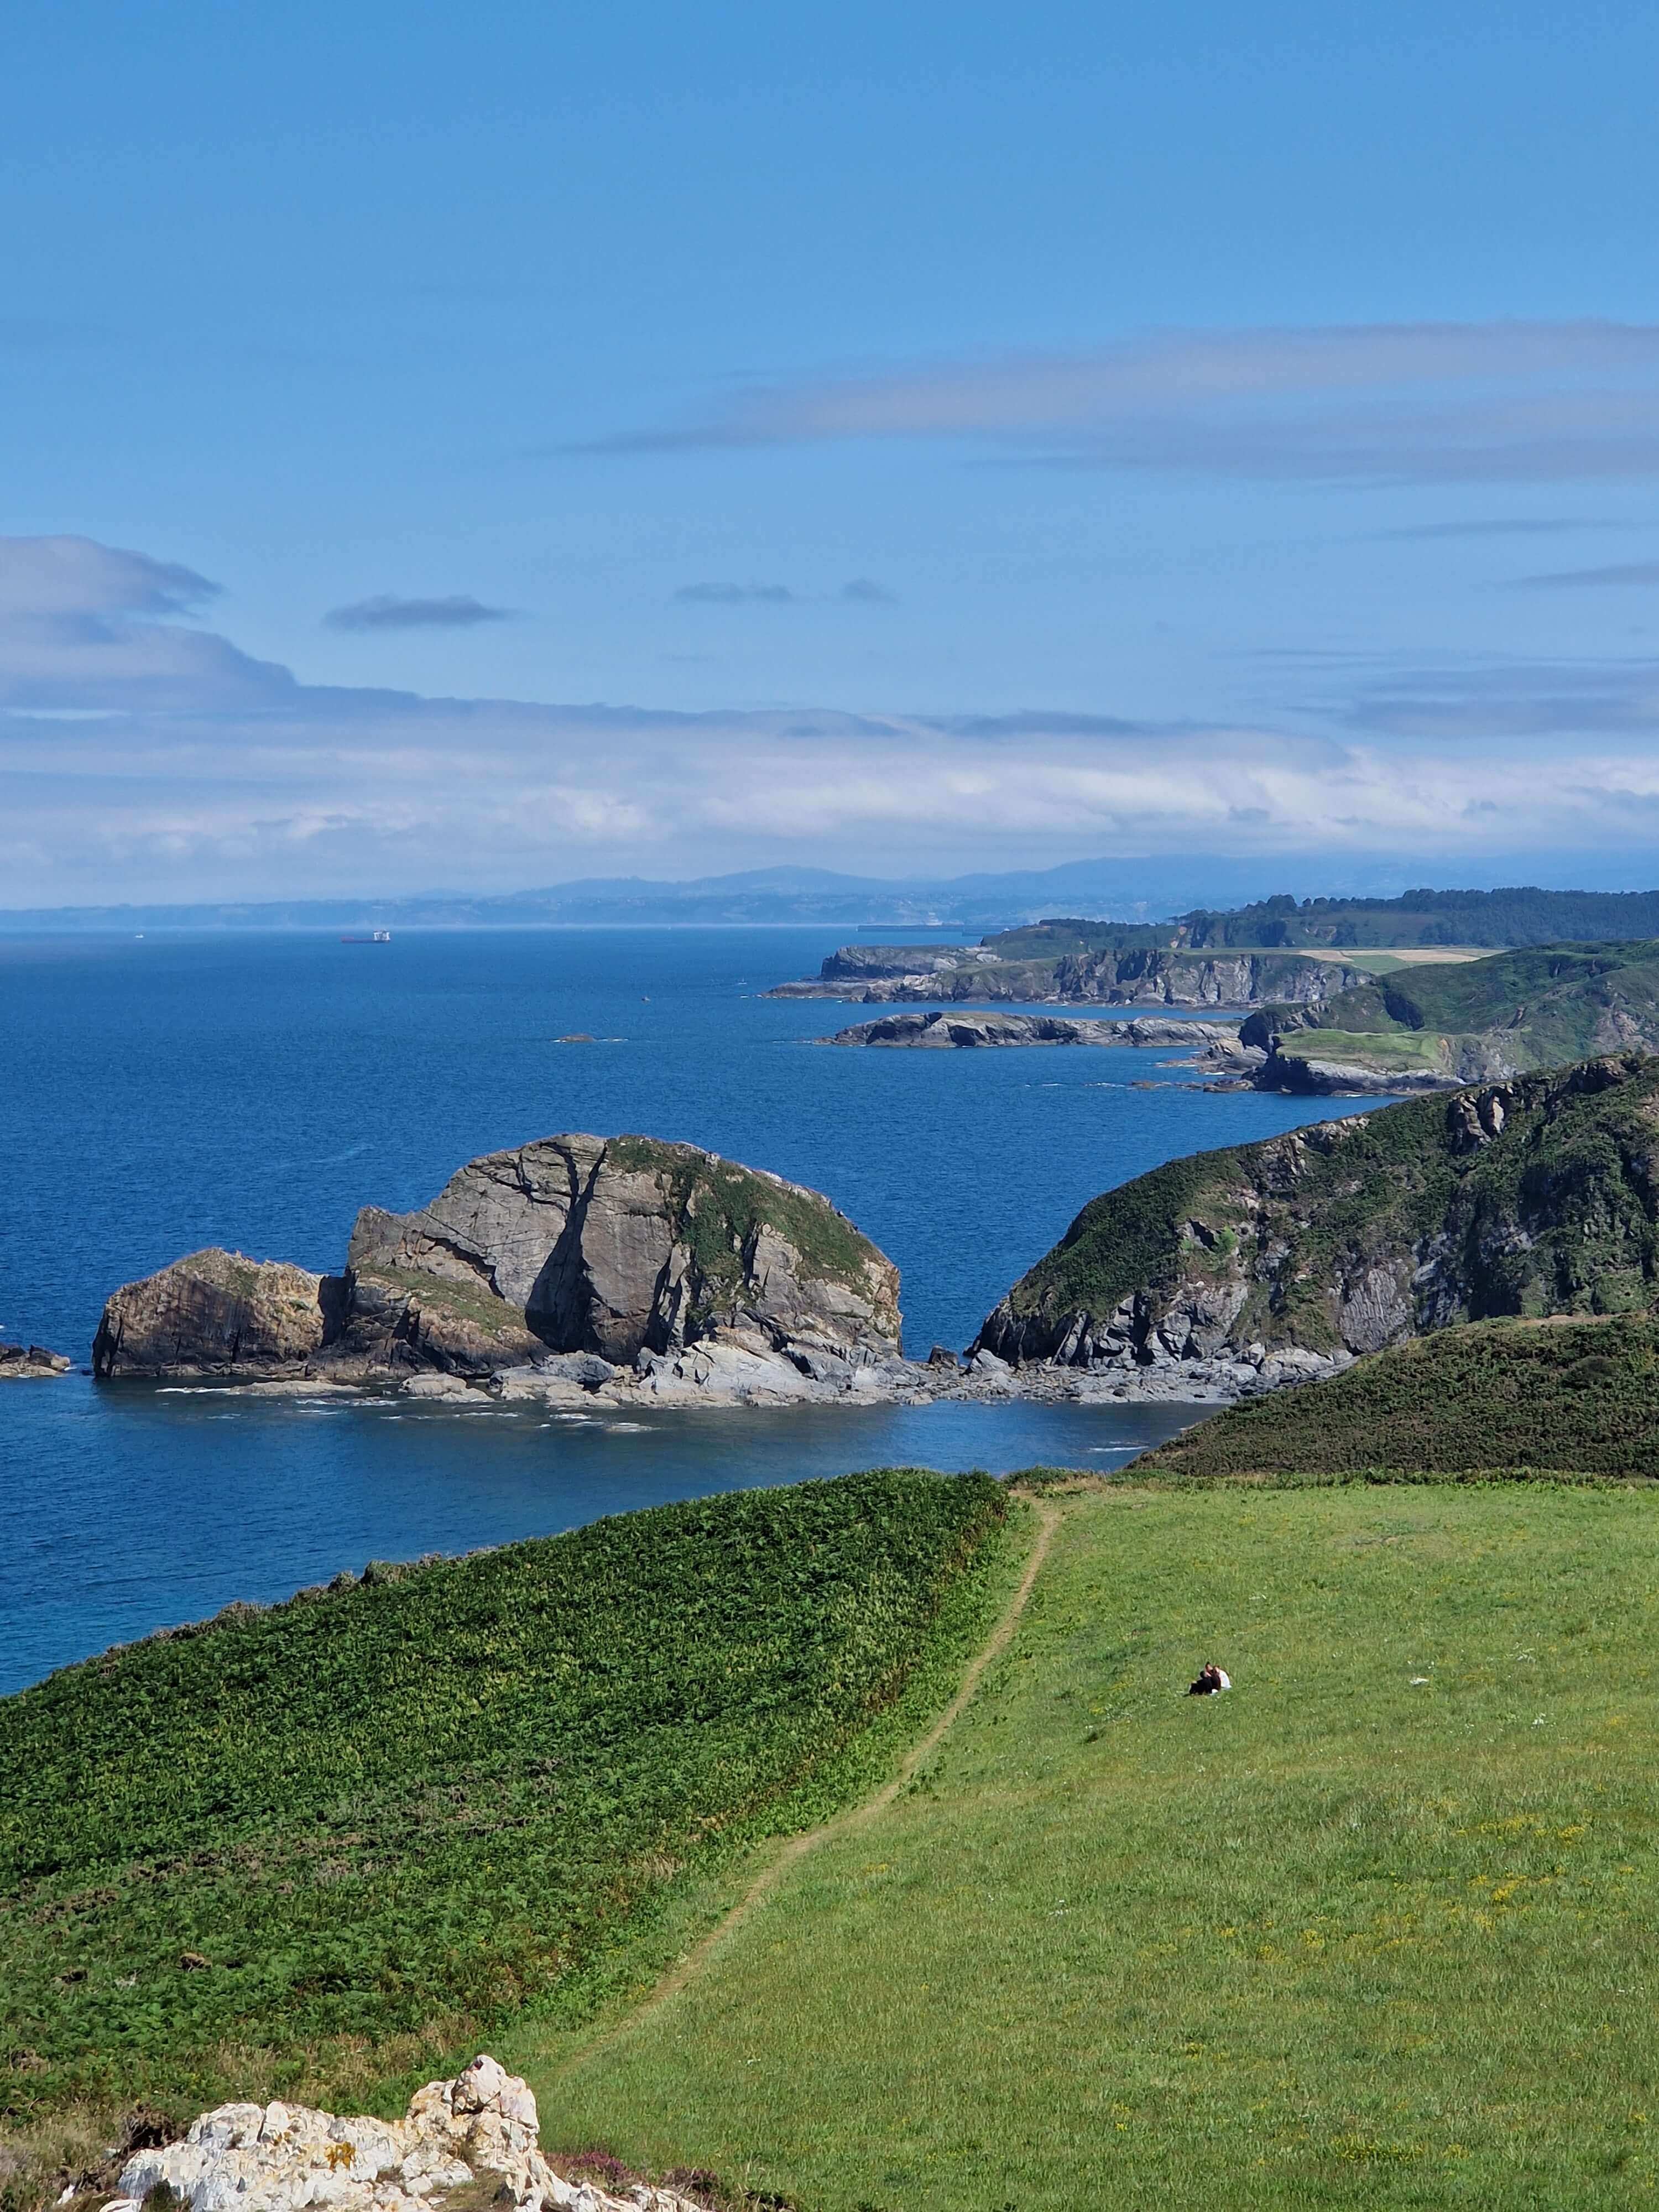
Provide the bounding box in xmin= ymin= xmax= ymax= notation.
xmin=0 ymin=928 xmax=1369 ymax=1691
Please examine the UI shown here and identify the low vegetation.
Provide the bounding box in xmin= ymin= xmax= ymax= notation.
xmin=1139 ymin=1316 xmax=1659 ymax=1479
xmin=992 ymin=1053 xmax=1659 ymax=1354
xmin=1246 ymin=940 xmax=1659 ymax=1077
xmin=0 ymin=1472 xmax=1010 ymax=2144
xmin=531 ymin=1480 xmax=1659 ymax=2209
xmin=604 ymin=1136 xmax=883 ymax=1301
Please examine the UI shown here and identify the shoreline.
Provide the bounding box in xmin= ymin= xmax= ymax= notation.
xmin=90 ymin=1345 xmax=1282 ymax=1411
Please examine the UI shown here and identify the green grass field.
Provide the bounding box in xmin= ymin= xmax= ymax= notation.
xmin=0 ymin=1472 xmax=1010 ymax=2157
xmin=1272 ymin=1027 xmax=1453 ymax=1071
xmin=522 ymin=1480 xmax=1659 ymax=2211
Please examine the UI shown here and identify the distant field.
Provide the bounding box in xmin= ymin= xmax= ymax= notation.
xmin=1271 ymin=1026 xmax=1451 ymax=1069
xmin=528 ymin=1481 xmax=1659 ymax=2211
xmin=1314 ymin=947 xmax=1489 ymax=972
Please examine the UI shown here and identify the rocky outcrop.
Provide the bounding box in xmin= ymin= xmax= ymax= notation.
xmin=771 ymin=943 xmax=1361 ymax=1008
xmin=822 ymin=1009 xmax=1244 ymax=1050
xmin=342 ymin=1133 xmax=901 ymax=1376
xmin=93 ymin=1253 xmax=348 ymax=1379
xmin=92 ymin=1135 xmax=903 ymax=1401
xmin=1046 ymin=948 xmax=1363 ymax=1008
xmin=1253 ymin=1048 xmax=1458 ymax=1095
xmin=0 ymin=1342 xmax=71 ymax=1378
xmin=819 ymin=942 xmax=973 ymax=981
xmin=114 ymin=2053 xmax=700 ymax=2212
xmin=974 ymin=1054 xmax=1659 ymax=1401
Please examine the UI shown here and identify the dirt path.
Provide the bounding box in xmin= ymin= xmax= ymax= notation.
xmin=561 ymin=1495 xmax=1060 ymax=2062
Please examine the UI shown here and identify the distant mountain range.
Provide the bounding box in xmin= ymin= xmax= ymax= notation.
xmin=0 ymin=858 xmax=1305 ymax=934
xmin=10 ymin=858 xmax=1659 ymax=937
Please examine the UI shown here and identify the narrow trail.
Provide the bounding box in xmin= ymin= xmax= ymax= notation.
xmin=557 ymin=1495 xmax=1060 ymax=2068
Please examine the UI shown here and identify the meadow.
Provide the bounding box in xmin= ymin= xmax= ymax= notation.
xmin=525 ymin=1479 xmax=1659 ymax=2211
xmin=0 ymin=1472 xmax=1011 ymax=2158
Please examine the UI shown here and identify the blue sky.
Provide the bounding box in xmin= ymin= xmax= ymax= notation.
xmin=6 ymin=0 xmax=1659 ymax=903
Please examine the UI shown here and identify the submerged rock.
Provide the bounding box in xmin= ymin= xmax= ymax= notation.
xmin=116 ymin=2052 xmax=700 ymax=2212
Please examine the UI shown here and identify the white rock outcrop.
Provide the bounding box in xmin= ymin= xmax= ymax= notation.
xmin=117 ymin=2055 xmax=697 ymax=2212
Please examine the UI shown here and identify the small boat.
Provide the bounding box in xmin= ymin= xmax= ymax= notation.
xmin=340 ymin=930 xmax=393 ymax=944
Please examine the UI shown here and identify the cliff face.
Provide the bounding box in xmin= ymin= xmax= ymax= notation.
xmin=1240 ymin=941 xmax=1659 ymax=1093
xmin=93 ymin=1251 xmax=348 ymax=1379
xmin=770 ymin=944 xmax=1360 ymax=1008
xmin=92 ymin=1135 xmax=901 ymax=1386
xmin=974 ymin=1055 xmax=1659 ymax=1395
xmin=1046 ymin=948 xmax=1361 ymax=1007
xmin=342 ymin=1133 xmax=901 ymax=1374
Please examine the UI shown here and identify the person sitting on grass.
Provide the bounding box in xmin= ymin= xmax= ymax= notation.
xmin=1187 ymin=1661 xmax=1232 ymax=1695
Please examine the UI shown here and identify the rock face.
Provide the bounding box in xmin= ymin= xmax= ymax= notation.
xmin=0 ymin=1342 xmax=71 ymax=1378
xmin=823 ymin=1009 xmax=1244 ymax=1050
xmin=771 ymin=943 xmax=1363 ymax=1008
xmin=974 ymin=1053 xmax=1659 ymax=1401
xmin=91 ymin=1135 xmax=902 ymax=1397
xmin=342 ymin=1133 xmax=901 ymax=1374
xmin=1253 ymin=1047 xmax=1459 ymax=1095
xmin=93 ymin=1252 xmax=347 ymax=1379
xmin=116 ymin=2053 xmax=698 ymax=2212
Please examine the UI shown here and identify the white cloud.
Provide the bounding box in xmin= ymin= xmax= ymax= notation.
xmin=9 ymin=530 xmax=1659 ymax=904
xmin=586 ymin=319 xmax=1659 ymax=484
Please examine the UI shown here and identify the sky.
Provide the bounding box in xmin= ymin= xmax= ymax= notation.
xmin=6 ymin=0 xmax=1659 ymax=906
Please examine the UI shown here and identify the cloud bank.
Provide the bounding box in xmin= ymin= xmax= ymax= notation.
xmin=589 ymin=319 xmax=1659 ymax=484
xmin=7 ymin=531 xmax=1659 ymax=905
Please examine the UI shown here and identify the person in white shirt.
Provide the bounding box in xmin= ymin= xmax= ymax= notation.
xmin=1187 ymin=1662 xmax=1232 ymax=1695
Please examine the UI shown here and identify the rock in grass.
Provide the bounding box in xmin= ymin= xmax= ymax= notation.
xmin=119 ymin=2052 xmax=702 ymax=2212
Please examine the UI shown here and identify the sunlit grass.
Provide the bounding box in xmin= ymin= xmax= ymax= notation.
xmin=524 ymin=1480 xmax=1659 ymax=2210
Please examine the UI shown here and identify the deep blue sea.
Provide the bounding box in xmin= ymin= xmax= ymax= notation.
xmin=0 ymin=927 xmax=1371 ymax=1693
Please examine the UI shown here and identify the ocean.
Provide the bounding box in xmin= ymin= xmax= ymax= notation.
xmin=0 ymin=926 xmax=1366 ymax=1691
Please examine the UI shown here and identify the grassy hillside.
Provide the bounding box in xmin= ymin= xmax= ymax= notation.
xmin=529 ymin=1480 xmax=1659 ymax=2209
xmin=1245 ymin=942 xmax=1659 ymax=1076
xmin=980 ymin=1055 xmax=1659 ymax=1364
xmin=0 ymin=1472 xmax=1010 ymax=2138
xmin=1183 ymin=884 xmax=1659 ymax=949
xmin=1140 ymin=1317 xmax=1659 ymax=1478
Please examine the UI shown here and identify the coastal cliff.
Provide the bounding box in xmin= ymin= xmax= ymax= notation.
xmin=770 ymin=932 xmax=1363 ymax=1008
xmin=92 ymin=1135 xmax=903 ymax=1401
xmin=822 ymin=1008 xmax=1244 ymax=1050
xmin=974 ymin=1053 xmax=1659 ymax=1399
xmin=1241 ymin=940 xmax=1659 ymax=1093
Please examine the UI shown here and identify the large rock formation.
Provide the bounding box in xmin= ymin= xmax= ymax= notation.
xmin=93 ymin=1252 xmax=347 ymax=1379
xmin=770 ymin=940 xmax=1362 ymax=1008
xmin=114 ymin=2052 xmax=698 ymax=2212
xmin=341 ymin=1133 xmax=900 ymax=1375
xmin=823 ymin=1009 xmax=1244 ymax=1050
xmin=974 ymin=1053 xmax=1659 ymax=1401
xmin=92 ymin=1135 xmax=903 ymax=1400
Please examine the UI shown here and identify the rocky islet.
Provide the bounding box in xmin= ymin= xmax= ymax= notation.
xmin=92 ymin=1134 xmax=924 ymax=1408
